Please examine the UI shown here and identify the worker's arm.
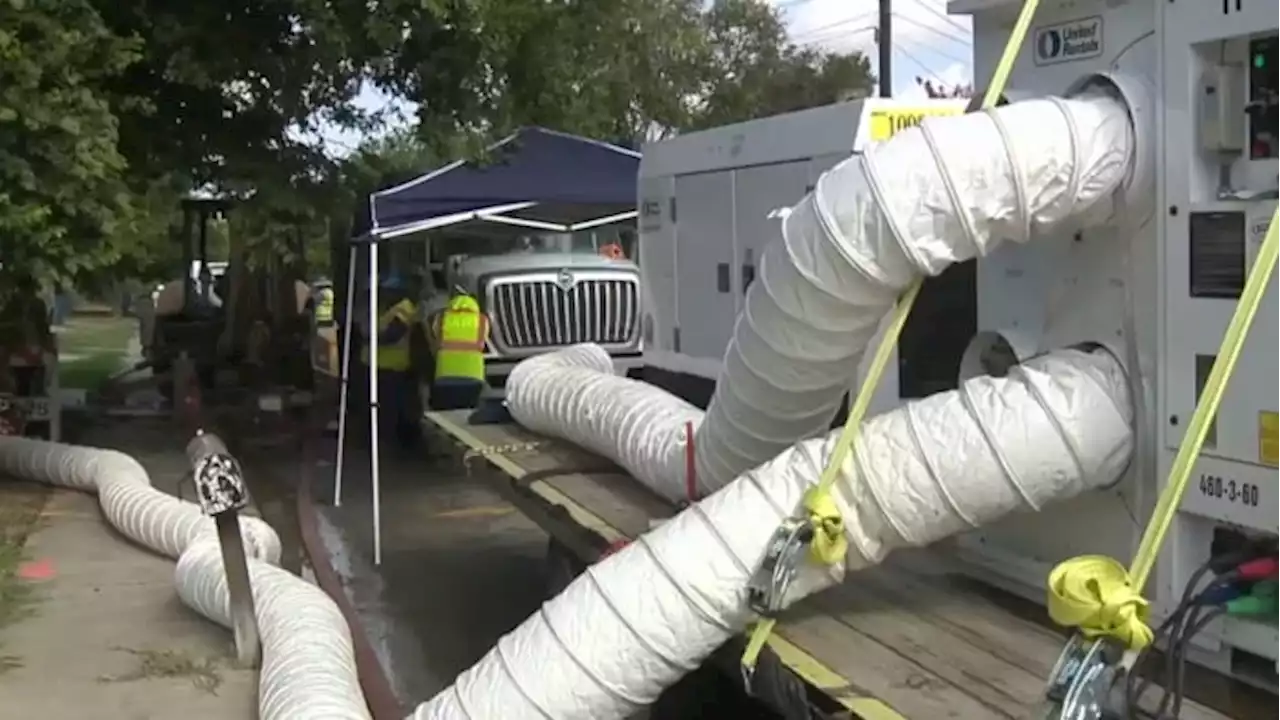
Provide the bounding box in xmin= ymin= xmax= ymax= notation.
xmin=377 ymin=318 xmax=409 ymax=346
xmin=427 ymin=312 xmax=444 ymax=351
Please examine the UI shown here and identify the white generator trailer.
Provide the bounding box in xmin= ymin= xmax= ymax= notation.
xmin=638 ymin=97 xmax=966 ymax=412
xmin=943 ymin=0 xmax=1278 ymax=690
xmin=637 ymin=0 xmax=1277 ymax=694
xmin=416 ymin=1 xmax=1276 ymax=717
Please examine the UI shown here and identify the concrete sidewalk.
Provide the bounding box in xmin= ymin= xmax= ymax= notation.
xmin=0 ymin=424 xmax=257 ymax=719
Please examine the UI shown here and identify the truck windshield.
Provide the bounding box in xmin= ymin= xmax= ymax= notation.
xmin=435 ymin=227 xmax=633 ymax=257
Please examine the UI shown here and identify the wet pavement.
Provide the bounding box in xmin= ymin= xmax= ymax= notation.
xmin=308 ymin=433 xmax=551 ymax=708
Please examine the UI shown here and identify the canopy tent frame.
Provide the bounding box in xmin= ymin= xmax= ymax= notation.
xmin=331 ymin=129 xmax=641 ymax=565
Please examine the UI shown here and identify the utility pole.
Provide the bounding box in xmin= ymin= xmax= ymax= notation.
xmin=878 ymin=0 xmax=892 ymax=97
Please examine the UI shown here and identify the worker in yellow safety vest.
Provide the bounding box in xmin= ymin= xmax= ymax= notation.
xmin=313 ymin=279 xmax=335 ymax=327
xmin=429 ymin=289 xmax=489 ymax=411
xmin=360 ymin=274 xmax=419 ymax=448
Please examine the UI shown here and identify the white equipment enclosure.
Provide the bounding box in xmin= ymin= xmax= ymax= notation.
xmin=639 ymin=97 xmax=966 ymax=418
xmin=943 ymin=0 xmax=1278 ymax=688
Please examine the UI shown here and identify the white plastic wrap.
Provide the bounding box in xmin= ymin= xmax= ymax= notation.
xmin=0 ymin=436 xmax=372 ymax=720
xmin=414 ymin=346 xmax=1134 ymax=719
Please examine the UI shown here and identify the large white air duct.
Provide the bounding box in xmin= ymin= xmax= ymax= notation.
xmin=0 ymin=436 xmax=372 ymax=720
xmin=413 ymin=345 xmax=1133 ymax=719
xmin=508 ymin=83 xmax=1140 ymax=503
xmin=694 ymin=87 xmax=1136 ymax=489
xmin=420 ymin=79 xmax=1148 ymax=719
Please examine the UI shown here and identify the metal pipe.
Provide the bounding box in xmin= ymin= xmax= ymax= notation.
xmin=186 ymin=429 xmax=261 ymax=668
xmin=878 ymin=0 xmax=893 ymax=98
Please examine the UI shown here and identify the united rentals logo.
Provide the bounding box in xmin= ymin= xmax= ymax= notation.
xmin=554 ymin=269 xmax=577 ymax=292
xmin=1034 ymin=16 xmax=1103 ymax=66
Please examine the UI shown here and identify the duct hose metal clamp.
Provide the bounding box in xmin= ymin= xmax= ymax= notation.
xmin=1039 ymin=635 xmax=1125 ymax=720
xmin=742 ymin=517 xmax=813 ymax=686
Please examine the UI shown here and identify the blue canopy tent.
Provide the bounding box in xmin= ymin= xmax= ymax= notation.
xmin=335 ymin=128 xmax=642 ymax=565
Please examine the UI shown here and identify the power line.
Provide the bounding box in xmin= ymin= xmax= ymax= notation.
xmin=905 ymin=0 xmax=971 ymax=36
xmin=773 ymin=0 xmax=817 ymax=12
xmin=895 ymin=42 xmax=949 ymax=86
xmin=890 ymin=17 xmax=970 ymax=64
xmin=794 ymin=24 xmax=877 ymax=49
xmin=788 ymin=11 xmax=876 ymax=44
xmin=891 ymin=11 xmax=971 ymax=47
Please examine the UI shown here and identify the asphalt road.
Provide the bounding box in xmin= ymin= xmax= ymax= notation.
xmin=306 ymin=427 xmax=786 ymax=720
xmin=310 ymin=437 xmax=552 ymax=708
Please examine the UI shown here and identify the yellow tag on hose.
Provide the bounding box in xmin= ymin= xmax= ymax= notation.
xmin=1046 ymin=555 xmax=1153 ymax=651
xmin=803 ymin=487 xmax=847 ymax=566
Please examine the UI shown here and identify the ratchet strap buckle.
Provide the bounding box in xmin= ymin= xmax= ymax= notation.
xmin=746 ymin=516 xmax=814 ymax=618
xmin=1042 ymin=636 xmax=1125 ymax=720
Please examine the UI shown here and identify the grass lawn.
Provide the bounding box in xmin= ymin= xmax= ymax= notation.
xmin=0 ymin=482 xmax=48 ymax=674
xmin=55 ymin=315 xmax=138 ymax=390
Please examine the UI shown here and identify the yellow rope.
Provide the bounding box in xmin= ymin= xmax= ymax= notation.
xmin=1046 ymin=207 xmax=1279 ymax=649
xmin=740 ymin=0 xmax=1045 ymax=676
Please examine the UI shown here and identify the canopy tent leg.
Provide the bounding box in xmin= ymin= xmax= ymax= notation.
xmin=333 ymin=245 xmax=358 ymax=508
xmin=368 ymin=244 xmax=383 ymax=566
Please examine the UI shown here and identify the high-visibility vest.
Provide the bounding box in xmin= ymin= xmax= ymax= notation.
xmin=360 ymin=298 xmax=416 ymax=371
xmin=315 ymin=287 xmax=334 ymax=324
xmin=434 ymin=296 xmax=487 ymax=382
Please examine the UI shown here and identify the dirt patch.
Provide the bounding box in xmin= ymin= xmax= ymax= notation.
xmin=98 ymin=646 xmax=225 ymax=694
xmin=0 ymin=480 xmax=52 ymax=674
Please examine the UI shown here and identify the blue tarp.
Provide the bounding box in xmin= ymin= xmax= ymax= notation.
xmin=356 ymin=127 xmax=641 ymax=239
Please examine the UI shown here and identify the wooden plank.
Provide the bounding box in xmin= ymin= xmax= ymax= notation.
xmin=421 ymin=413 xmax=1242 ymax=720
xmin=803 ymin=583 xmax=1044 ymax=717
xmin=776 ymin=610 xmax=1011 ymax=719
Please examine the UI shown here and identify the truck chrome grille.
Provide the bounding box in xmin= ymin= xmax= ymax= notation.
xmin=488 ymin=276 xmax=640 ymax=351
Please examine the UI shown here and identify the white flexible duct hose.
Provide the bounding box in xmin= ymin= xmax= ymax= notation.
xmin=506 ymin=89 xmax=1135 ymax=504
xmin=694 ymin=89 xmax=1134 ymax=490
xmin=413 ymin=345 xmax=1132 ymax=719
xmin=422 ymin=82 xmax=1147 ymax=719
xmin=0 ymin=436 xmax=372 ymax=720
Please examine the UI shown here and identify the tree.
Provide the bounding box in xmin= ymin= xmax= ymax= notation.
xmin=0 ymin=0 xmax=138 ymax=302
xmin=378 ymin=0 xmax=873 ymax=146
xmin=96 ymin=0 xmax=383 ymax=189
xmin=681 ymin=0 xmax=875 ymax=131
xmin=376 ymin=0 xmax=711 ymax=146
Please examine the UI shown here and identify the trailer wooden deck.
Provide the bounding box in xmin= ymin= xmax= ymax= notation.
xmin=424 ymin=410 xmax=1241 ymax=720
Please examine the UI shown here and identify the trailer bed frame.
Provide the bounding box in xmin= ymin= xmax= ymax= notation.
xmin=424 ymin=410 xmax=1234 ymax=720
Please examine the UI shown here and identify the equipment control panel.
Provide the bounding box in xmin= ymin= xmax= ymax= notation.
xmin=1247 ymin=34 xmax=1277 ymax=160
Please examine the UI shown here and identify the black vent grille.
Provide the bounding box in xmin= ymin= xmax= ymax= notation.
xmin=1194 ymin=354 xmax=1219 ymax=448
xmin=1189 ymin=211 xmax=1246 ymax=299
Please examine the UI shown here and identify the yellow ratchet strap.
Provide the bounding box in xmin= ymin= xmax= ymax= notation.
xmin=1047 ymin=207 xmax=1279 ymax=650
xmin=740 ymin=0 xmax=1045 ymax=678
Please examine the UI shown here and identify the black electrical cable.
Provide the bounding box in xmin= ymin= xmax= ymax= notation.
xmin=1167 ymin=606 xmax=1225 ymax=719
xmin=1122 ymin=543 xmax=1264 ymax=719
xmin=1124 ymin=559 xmax=1216 ymax=716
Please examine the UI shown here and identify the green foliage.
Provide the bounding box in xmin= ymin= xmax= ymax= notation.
xmin=0 ymin=0 xmax=138 ymax=301
xmin=693 ymin=0 xmax=875 ymax=130
xmin=378 ymin=0 xmax=874 ymax=145
xmin=0 ymin=0 xmax=874 ymax=295
xmin=96 ymin=0 xmax=378 ymax=188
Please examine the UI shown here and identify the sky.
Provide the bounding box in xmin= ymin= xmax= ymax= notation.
xmin=311 ymin=0 xmax=974 ymax=156
xmin=779 ymin=0 xmax=973 ymax=97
